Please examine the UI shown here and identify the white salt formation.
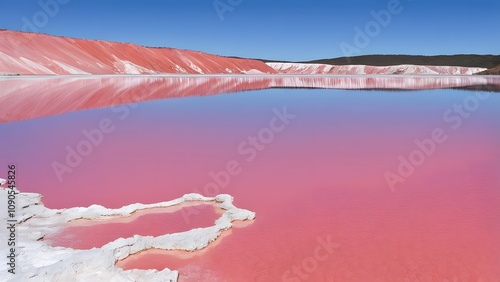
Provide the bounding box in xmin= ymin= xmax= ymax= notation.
xmin=0 ymin=179 xmax=255 ymax=281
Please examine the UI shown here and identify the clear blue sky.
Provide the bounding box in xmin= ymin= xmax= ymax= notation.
xmin=0 ymin=0 xmax=498 ymax=61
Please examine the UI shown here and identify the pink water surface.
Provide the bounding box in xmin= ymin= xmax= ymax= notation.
xmin=47 ymin=204 xmax=221 ymax=249
xmin=1 ymin=82 xmax=499 ymax=281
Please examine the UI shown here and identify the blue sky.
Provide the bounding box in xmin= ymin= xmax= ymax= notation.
xmin=0 ymin=0 xmax=498 ymax=61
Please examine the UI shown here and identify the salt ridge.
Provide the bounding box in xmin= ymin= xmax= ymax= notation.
xmin=266 ymin=62 xmax=487 ymax=75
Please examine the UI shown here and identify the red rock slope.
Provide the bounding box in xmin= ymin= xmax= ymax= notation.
xmin=0 ymin=30 xmax=277 ymax=75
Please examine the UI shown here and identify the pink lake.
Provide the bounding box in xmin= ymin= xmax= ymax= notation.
xmin=47 ymin=203 xmax=222 ymax=250
xmin=0 ymin=78 xmax=499 ymax=281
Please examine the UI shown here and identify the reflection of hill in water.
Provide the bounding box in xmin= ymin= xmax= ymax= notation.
xmin=1 ymin=75 xmax=499 ymax=123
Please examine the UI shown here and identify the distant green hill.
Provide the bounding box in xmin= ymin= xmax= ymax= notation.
xmin=299 ymin=55 xmax=500 ymax=69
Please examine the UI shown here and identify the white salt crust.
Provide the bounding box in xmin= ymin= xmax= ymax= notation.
xmin=0 ymin=179 xmax=255 ymax=281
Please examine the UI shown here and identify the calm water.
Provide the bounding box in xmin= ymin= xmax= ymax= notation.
xmin=1 ymin=81 xmax=499 ymax=281
xmin=47 ymin=204 xmax=223 ymax=250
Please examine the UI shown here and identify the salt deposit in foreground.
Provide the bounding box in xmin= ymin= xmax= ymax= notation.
xmin=0 ymin=179 xmax=256 ymax=281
